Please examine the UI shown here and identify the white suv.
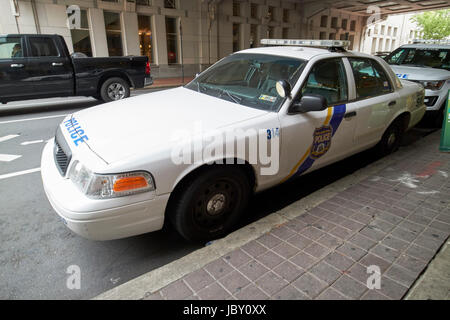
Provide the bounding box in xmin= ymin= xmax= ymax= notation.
xmin=386 ymin=41 xmax=450 ymax=125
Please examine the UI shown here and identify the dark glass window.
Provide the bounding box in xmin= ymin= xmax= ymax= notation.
xmin=164 ymin=0 xmax=176 ymax=9
xmin=320 ymin=16 xmax=328 ymax=28
xmin=166 ymin=17 xmax=178 ymax=64
xmin=331 ymin=17 xmax=338 ymax=28
xmin=104 ymin=11 xmax=123 ymax=56
xmin=251 ymin=3 xmax=258 ymax=19
xmin=0 ymin=36 xmax=23 ymax=59
xmin=342 ymin=19 xmax=348 ymax=30
xmin=138 ymin=15 xmax=153 ymax=63
xmin=250 ymin=24 xmax=257 ymax=48
xmin=301 ymin=59 xmax=348 ymax=105
xmin=29 ymin=37 xmax=59 ymax=57
xmin=268 ymin=6 xmax=275 ymax=21
xmin=233 ymin=23 xmax=240 ymax=52
xmin=349 ymin=58 xmax=392 ymax=99
xmin=350 ymin=20 xmax=356 ymax=31
xmin=136 ymin=0 xmax=150 ymax=5
xmin=69 ymin=9 xmax=92 ymax=57
xmin=233 ymin=1 xmax=240 ymax=16
xmin=283 ymin=9 xmax=289 ymax=23
xmin=282 ymin=28 xmax=289 ymax=39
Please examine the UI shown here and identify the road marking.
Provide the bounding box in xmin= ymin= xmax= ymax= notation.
xmin=0 ymin=114 xmax=68 ymax=125
xmin=0 ymin=154 xmax=22 ymax=162
xmin=0 ymin=134 xmax=20 ymax=143
xmin=0 ymin=167 xmax=41 ymax=180
xmin=21 ymin=140 xmax=44 ymax=145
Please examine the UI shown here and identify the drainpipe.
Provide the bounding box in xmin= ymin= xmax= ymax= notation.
xmin=31 ymin=0 xmax=41 ymax=34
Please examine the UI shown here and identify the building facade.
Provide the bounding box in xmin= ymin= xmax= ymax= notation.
xmin=2 ymin=0 xmax=369 ymax=79
xmin=360 ymin=13 xmax=422 ymax=55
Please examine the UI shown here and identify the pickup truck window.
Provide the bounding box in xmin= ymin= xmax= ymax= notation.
xmin=0 ymin=37 xmax=23 ymax=59
xmin=29 ymin=37 xmax=59 ymax=57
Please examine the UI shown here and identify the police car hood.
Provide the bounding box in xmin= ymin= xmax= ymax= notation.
xmin=71 ymin=87 xmax=269 ymax=163
xmin=390 ymin=65 xmax=450 ymax=80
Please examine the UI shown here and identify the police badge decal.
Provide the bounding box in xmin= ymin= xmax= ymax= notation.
xmin=310 ymin=125 xmax=333 ymax=159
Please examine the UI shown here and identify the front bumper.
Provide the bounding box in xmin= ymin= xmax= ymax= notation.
xmin=424 ymin=88 xmax=448 ymax=111
xmin=41 ymin=139 xmax=169 ymax=240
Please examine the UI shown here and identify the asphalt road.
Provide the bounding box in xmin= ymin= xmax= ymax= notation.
xmin=0 ymin=90 xmax=438 ymax=299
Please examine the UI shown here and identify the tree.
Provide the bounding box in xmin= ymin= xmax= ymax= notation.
xmin=411 ymin=9 xmax=450 ymax=40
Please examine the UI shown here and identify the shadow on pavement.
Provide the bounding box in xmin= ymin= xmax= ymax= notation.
xmin=0 ymin=100 xmax=101 ymax=118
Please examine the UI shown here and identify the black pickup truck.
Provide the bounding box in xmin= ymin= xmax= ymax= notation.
xmin=0 ymin=34 xmax=152 ymax=104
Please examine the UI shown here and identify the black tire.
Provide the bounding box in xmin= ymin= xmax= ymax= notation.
xmin=99 ymin=77 xmax=130 ymax=102
xmin=376 ymin=119 xmax=404 ymax=156
xmin=169 ymin=166 xmax=251 ymax=242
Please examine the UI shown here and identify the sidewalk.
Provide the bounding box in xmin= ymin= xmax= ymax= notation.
xmin=97 ymin=130 xmax=450 ymax=300
xmin=145 ymin=77 xmax=194 ymax=89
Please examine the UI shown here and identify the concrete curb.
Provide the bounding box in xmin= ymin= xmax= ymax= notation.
xmin=95 ymin=130 xmax=439 ymax=300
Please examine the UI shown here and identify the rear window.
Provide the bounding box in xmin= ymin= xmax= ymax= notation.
xmin=29 ymin=37 xmax=59 ymax=57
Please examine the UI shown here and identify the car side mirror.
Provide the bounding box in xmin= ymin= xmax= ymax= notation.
xmin=289 ymin=94 xmax=328 ymax=114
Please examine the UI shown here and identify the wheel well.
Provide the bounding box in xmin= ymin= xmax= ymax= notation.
xmin=97 ymin=72 xmax=132 ymax=94
xmin=164 ymin=161 xmax=256 ymax=224
xmin=392 ymin=112 xmax=411 ymax=133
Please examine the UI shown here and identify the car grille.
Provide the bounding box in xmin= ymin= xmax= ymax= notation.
xmin=54 ymin=127 xmax=72 ymax=176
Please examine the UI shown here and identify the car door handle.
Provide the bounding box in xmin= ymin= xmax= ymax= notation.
xmin=11 ymin=63 xmax=24 ymax=68
xmin=52 ymin=62 xmax=63 ymax=66
xmin=388 ymin=101 xmax=397 ymax=107
xmin=344 ymin=111 xmax=357 ymax=119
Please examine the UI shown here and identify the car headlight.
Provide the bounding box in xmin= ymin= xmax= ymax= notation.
xmin=418 ymin=80 xmax=445 ymax=91
xmin=68 ymin=160 xmax=155 ymax=199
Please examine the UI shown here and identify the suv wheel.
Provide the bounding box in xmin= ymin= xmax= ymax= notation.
xmin=169 ymin=166 xmax=251 ymax=242
xmin=100 ymin=77 xmax=130 ymax=102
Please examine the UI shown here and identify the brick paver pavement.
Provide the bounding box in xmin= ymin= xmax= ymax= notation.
xmin=145 ymin=131 xmax=450 ymax=300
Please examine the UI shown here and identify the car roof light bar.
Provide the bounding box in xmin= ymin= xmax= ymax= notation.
xmin=412 ymin=39 xmax=450 ymax=45
xmin=260 ymin=39 xmax=350 ymax=49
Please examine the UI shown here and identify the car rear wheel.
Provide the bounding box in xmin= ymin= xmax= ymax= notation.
xmin=169 ymin=166 xmax=251 ymax=242
xmin=376 ymin=119 xmax=404 ymax=156
xmin=100 ymin=77 xmax=130 ymax=102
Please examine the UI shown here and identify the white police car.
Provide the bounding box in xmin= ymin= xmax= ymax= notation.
xmin=386 ymin=40 xmax=450 ymax=125
xmin=41 ymin=39 xmax=426 ymax=242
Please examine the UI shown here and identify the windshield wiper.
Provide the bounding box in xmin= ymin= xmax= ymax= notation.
xmin=219 ymin=89 xmax=242 ymax=105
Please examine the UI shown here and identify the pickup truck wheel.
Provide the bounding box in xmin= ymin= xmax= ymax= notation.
xmin=376 ymin=120 xmax=403 ymax=156
xmin=169 ymin=166 xmax=250 ymax=242
xmin=100 ymin=77 xmax=130 ymax=102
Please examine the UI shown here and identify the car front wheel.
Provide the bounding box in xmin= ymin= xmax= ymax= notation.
xmin=169 ymin=166 xmax=251 ymax=242
xmin=100 ymin=77 xmax=130 ymax=102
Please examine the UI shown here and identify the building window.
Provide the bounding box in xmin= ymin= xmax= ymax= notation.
xmin=104 ymin=11 xmax=123 ymax=56
xmin=268 ymin=6 xmax=275 ymax=21
xmin=282 ymin=28 xmax=289 ymax=39
xmin=68 ymin=8 xmax=92 ymax=57
xmin=251 ymin=3 xmax=258 ymax=19
xmin=136 ymin=0 xmax=150 ymax=5
xmin=102 ymin=0 xmax=119 ymax=2
xmin=250 ymin=24 xmax=257 ymax=48
xmin=233 ymin=23 xmax=240 ymax=52
xmin=381 ymin=25 xmax=385 ymax=35
xmin=233 ymin=1 xmax=240 ymax=17
xmin=329 ymin=33 xmax=336 ymax=40
xmin=320 ymin=16 xmax=328 ymax=28
xmin=331 ymin=17 xmax=338 ymax=28
xmin=350 ymin=20 xmax=356 ymax=31
xmin=138 ymin=15 xmax=153 ymax=63
xmin=268 ymin=26 xmax=275 ymax=38
xmin=341 ymin=19 xmax=347 ymax=30
xmin=164 ymin=0 xmax=176 ymax=9
xmin=320 ymin=32 xmax=327 ymax=40
xmin=393 ymin=27 xmax=398 ymax=37
xmin=165 ymin=17 xmax=178 ymax=64
xmin=283 ymin=9 xmax=289 ymax=23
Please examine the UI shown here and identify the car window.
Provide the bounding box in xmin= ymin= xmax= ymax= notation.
xmin=387 ymin=47 xmax=450 ymax=71
xmin=185 ymin=53 xmax=306 ymax=111
xmin=301 ymin=58 xmax=348 ymax=106
xmin=349 ymin=58 xmax=391 ymax=99
xmin=0 ymin=37 xmax=23 ymax=59
xmin=29 ymin=37 xmax=59 ymax=57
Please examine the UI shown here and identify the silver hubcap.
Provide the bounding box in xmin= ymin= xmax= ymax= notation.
xmin=206 ymin=193 xmax=226 ymax=215
xmin=387 ymin=132 xmax=396 ymax=147
xmin=107 ymin=83 xmax=126 ymax=100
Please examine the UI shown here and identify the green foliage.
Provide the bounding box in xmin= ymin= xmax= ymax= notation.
xmin=411 ymin=9 xmax=450 ymax=40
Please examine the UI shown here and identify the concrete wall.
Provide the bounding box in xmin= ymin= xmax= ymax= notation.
xmin=1 ymin=0 xmax=367 ymax=79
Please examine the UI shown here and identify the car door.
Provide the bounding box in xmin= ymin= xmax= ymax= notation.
xmin=278 ymin=57 xmax=357 ymax=182
xmin=346 ymin=57 xmax=399 ymax=148
xmin=26 ymin=36 xmax=74 ymax=97
xmin=0 ymin=35 xmax=35 ymax=101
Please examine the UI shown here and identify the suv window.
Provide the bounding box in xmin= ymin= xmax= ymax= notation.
xmin=349 ymin=58 xmax=392 ymax=99
xmin=0 ymin=37 xmax=23 ymax=59
xmin=387 ymin=47 xmax=450 ymax=71
xmin=301 ymin=58 xmax=348 ymax=105
xmin=29 ymin=37 xmax=59 ymax=57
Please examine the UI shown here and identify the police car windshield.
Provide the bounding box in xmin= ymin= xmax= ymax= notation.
xmin=387 ymin=48 xmax=450 ymax=71
xmin=185 ymin=53 xmax=306 ymax=111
